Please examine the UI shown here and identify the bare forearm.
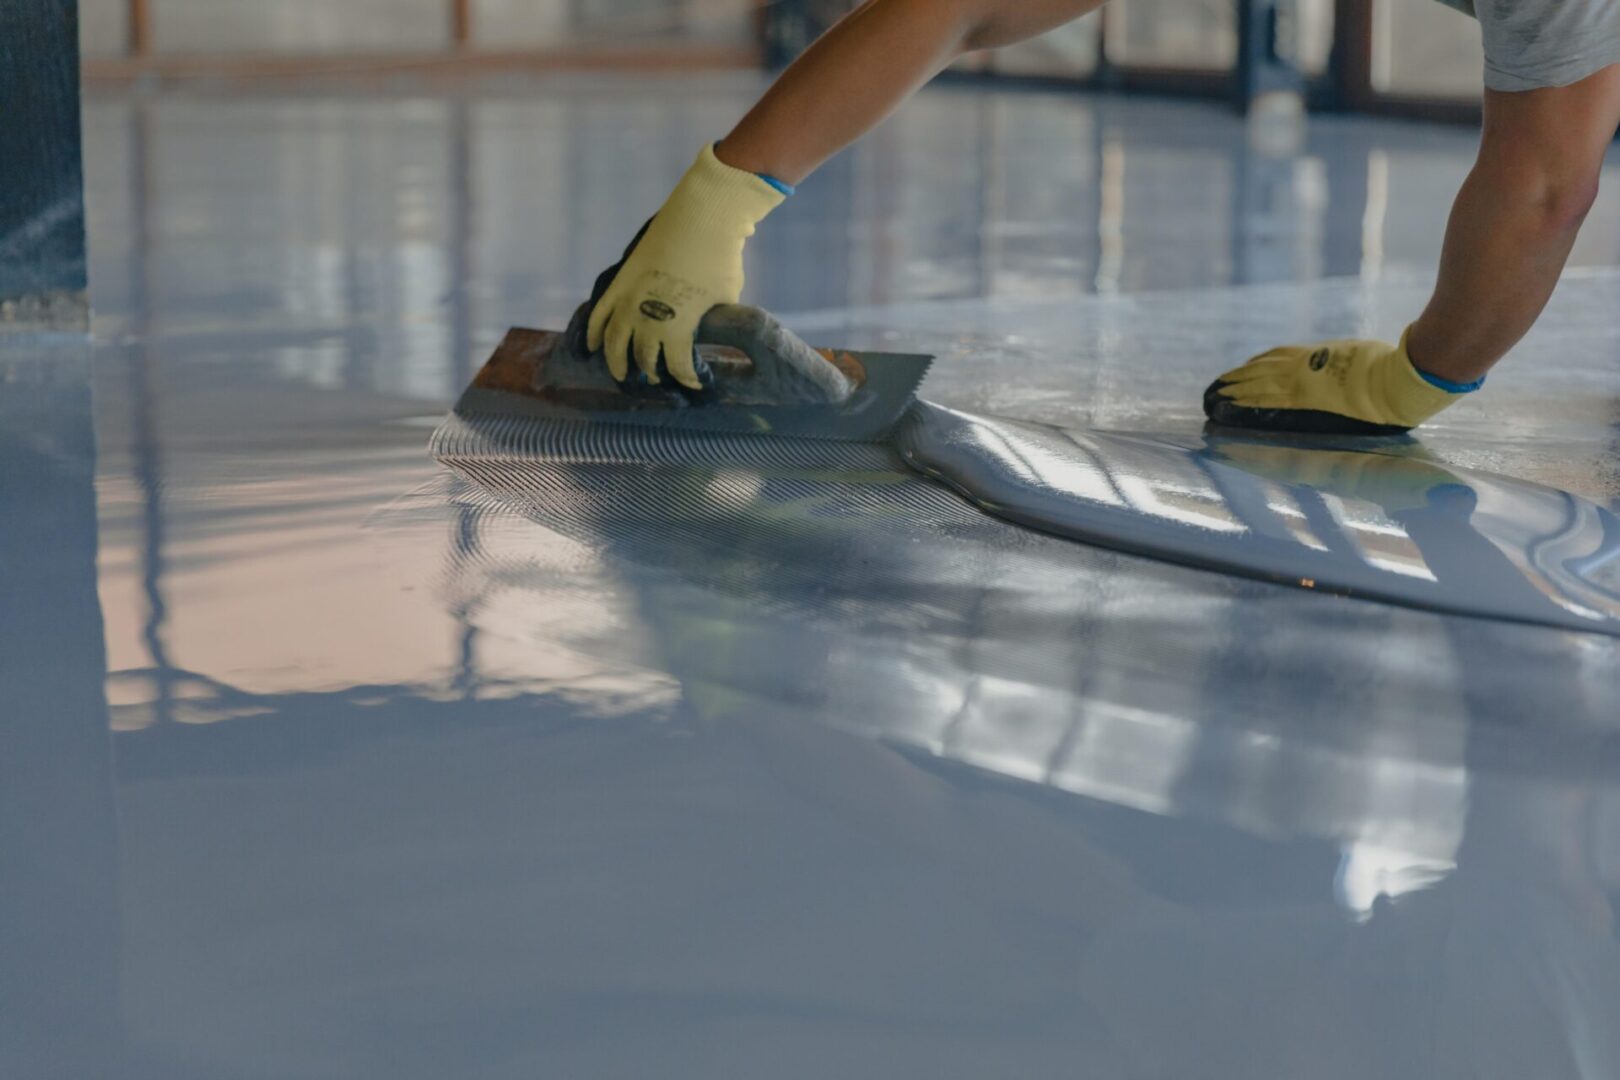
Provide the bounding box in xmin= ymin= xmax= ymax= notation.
xmin=1407 ymin=160 xmax=1590 ymax=383
xmin=1409 ymin=74 xmax=1620 ymax=383
xmin=717 ymin=0 xmax=1098 ymax=184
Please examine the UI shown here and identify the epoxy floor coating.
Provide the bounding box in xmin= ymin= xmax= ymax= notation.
xmin=6 ymin=74 xmax=1620 ymax=1077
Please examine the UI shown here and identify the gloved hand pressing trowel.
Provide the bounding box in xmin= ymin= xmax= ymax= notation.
xmin=576 ymin=0 xmax=1112 ymax=388
xmin=582 ymin=143 xmax=790 ymax=390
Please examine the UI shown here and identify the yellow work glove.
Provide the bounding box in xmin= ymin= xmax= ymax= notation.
xmin=1203 ymin=327 xmax=1478 ymax=436
xmin=585 ymin=143 xmax=786 ymax=389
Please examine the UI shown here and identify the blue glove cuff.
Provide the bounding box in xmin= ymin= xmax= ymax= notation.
xmin=709 ymin=141 xmax=795 ymax=196
xmin=1413 ymin=366 xmax=1485 ymax=394
xmin=756 ymin=173 xmax=796 ymax=196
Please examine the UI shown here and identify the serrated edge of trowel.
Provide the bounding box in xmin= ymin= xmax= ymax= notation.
xmin=454 ymin=329 xmax=932 ymax=444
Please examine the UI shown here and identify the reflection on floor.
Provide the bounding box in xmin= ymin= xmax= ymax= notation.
xmin=3 ymin=74 xmax=1619 ymax=1078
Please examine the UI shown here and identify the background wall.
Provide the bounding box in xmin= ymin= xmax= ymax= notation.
xmin=78 ymin=0 xmax=760 ymax=57
xmin=76 ymin=0 xmax=1489 ymax=109
xmin=0 ymin=0 xmax=88 ymax=324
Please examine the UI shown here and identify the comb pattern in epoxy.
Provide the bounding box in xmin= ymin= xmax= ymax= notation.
xmin=436 ymin=401 xmax=1620 ymax=637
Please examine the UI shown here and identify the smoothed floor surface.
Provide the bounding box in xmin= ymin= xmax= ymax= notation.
xmin=5 ymin=73 xmax=1620 ymax=1078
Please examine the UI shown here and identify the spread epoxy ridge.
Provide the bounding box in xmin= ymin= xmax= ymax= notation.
xmin=436 ymin=402 xmax=1620 ymax=637
xmin=896 ymin=404 xmax=1620 ymax=636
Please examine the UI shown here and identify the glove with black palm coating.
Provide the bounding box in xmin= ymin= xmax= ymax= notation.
xmin=1204 ymin=328 xmax=1475 ymax=435
xmin=583 ymin=143 xmax=786 ymax=390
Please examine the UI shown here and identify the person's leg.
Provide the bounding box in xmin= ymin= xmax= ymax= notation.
xmin=1408 ymin=65 xmax=1620 ymax=383
xmin=718 ymin=0 xmax=1104 ymax=183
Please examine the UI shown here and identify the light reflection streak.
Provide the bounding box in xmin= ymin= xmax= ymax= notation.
xmin=1094 ymin=138 xmax=1125 ymax=294
xmin=1318 ymin=490 xmax=1440 ymax=580
xmin=1115 ymin=473 xmax=1250 ymax=533
xmin=1263 ymin=491 xmax=1332 ymax=551
xmin=1360 ymin=149 xmax=1389 ymax=283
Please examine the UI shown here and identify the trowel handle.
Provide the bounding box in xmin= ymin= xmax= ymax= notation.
xmin=562 ymin=300 xmax=853 ymax=406
xmin=696 ymin=305 xmax=854 ymax=405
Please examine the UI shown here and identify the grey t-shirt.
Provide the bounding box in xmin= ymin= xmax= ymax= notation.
xmin=1436 ymin=0 xmax=1620 ymax=91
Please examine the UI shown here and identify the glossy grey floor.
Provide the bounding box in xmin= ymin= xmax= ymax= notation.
xmin=6 ymin=73 xmax=1620 ymax=1078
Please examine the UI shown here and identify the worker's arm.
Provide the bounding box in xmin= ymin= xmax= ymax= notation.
xmin=1208 ymin=64 xmax=1620 ymax=434
xmin=1407 ymin=66 xmax=1620 ymax=383
xmin=718 ymin=0 xmax=1104 ymax=183
xmin=586 ymin=0 xmax=1102 ymax=388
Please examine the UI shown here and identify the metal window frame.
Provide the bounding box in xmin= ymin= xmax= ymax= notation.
xmin=1328 ymin=0 xmax=1481 ymax=122
xmin=103 ymin=0 xmax=1489 ymax=125
xmin=767 ymin=0 xmax=1484 ymax=122
xmin=767 ymin=0 xmax=1323 ymax=112
xmin=104 ymin=0 xmax=758 ymax=75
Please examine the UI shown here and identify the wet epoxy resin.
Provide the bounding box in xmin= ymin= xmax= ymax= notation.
xmin=436 ymin=395 xmax=1620 ymax=636
xmin=9 ymin=75 xmax=1620 ymax=1080
xmin=897 ymin=403 xmax=1620 ymax=636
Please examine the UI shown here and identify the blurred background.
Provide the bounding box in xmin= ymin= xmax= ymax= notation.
xmin=78 ymin=0 xmax=1485 ymax=111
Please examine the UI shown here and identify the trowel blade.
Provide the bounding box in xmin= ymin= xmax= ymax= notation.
xmin=452 ymin=327 xmax=932 ymax=444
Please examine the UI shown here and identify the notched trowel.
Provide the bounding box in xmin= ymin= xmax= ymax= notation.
xmin=452 ymin=303 xmax=931 ymax=443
